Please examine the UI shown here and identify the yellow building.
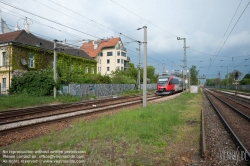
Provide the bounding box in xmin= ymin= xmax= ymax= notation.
xmin=0 ymin=30 xmax=96 ymax=94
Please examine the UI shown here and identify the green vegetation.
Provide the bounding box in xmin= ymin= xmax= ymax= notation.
xmin=0 ymin=94 xmax=82 ymax=111
xmin=0 ymin=89 xmax=143 ymax=111
xmin=190 ymin=65 xmax=199 ymax=85
xmin=205 ymin=70 xmax=250 ymax=86
xmin=9 ymin=69 xmax=55 ymax=96
xmin=119 ymin=89 xmax=142 ymax=95
xmin=1 ymin=92 xmax=202 ymax=165
xmin=240 ymin=73 xmax=250 ymax=85
xmin=111 ymin=63 xmax=159 ymax=84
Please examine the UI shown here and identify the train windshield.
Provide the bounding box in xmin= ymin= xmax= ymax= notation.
xmin=158 ymin=77 xmax=168 ymax=85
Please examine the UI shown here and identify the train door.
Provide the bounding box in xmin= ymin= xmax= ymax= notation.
xmin=168 ymin=78 xmax=174 ymax=92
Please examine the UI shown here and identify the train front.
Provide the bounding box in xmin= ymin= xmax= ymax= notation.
xmin=156 ymin=76 xmax=171 ymax=95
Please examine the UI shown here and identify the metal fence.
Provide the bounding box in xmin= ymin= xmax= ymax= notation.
xmin=61 ymin=83 xmax=157 ymax=97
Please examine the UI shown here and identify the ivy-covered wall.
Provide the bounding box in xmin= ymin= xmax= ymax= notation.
xmin=10 ymin=43 xmax=97 ymax=74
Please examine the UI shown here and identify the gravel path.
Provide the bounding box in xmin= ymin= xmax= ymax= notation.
xmin=200 ymin=90 xmax=248 ymax=166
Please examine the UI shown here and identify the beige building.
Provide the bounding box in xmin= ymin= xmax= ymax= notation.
xmin=81 ymin=37 xmax=130 ymax=75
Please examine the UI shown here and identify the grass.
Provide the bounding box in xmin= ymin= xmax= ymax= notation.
xmin=0 ymin=94 xmax=82 ymax=111
xmin=0 ymin=92 xmax=202 ymax=165
xmin=0 ymin=89 xmax=146 ymax=111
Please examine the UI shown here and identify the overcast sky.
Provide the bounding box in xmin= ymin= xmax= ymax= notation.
xmin=1 ymin=0 xmax=250 ymax=82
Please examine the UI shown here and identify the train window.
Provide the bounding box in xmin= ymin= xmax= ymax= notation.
xmin=174 ymin=78 xmax=179 ymax=84
xmin=159 ymin=78 xmax=168 ymax=82
xmin=169 ymin=79 xmax=173 ymax=85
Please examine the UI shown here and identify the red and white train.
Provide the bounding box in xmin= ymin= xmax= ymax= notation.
xmin=156 ymin=74 xmax=184 ymax=95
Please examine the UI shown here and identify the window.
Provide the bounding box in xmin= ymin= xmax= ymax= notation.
xmin=107 ymin=67 xmax=110 ymax=71
xmin=99 ymin=52 xmax=103 ymax=56
xmin=85 ymin=66 xmax=88 ymax=73
xmin=121 ymin=67 xmax=123 ymax=70
xmin=2 ymin=78 xmax=6 ymax=92
xmin=117 ymin=59 xmax=120 ymax=63
xmin=121 ymin=52 xmax=126 ymax=57
xmin=121 ymin=59 xmax=124 ymax=64
xmin=107 ymin=52 xmax=113 ymax=56
xmin=2 ymin=52 xmax=6 ymax=67
xmin=98 ymin=59 xmax=101 ymax=64
xmin=117 ymin=51 xmax=120 ymax=56
xmin=107 ymin=59 xmax=110 ymax=64
xmin=98 ymin=66 xmax=101 ymax=72
xmin=28 ymin=54 xmax=34 ymax=68
xmin=91 ymin=67 xmax=94 ymax=74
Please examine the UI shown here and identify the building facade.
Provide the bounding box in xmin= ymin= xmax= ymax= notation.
xmin=0 ymin=30 xmax=96 ymax=94
xmin=81 ymin=37 xmax=130 ymax=75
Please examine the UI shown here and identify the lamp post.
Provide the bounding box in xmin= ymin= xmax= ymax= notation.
xmin=137 ymin=26 xmax=147 ymax=107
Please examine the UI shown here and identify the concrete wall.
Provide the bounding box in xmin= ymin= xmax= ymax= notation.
xmin=61 ymin=83 xmax=157 ymax=97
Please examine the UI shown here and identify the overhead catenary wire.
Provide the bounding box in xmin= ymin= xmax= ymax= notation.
xmin=0 ymin=0 xmax=176 ymax=66
xmin=0 ymin=7 xmax=92 ymax=42
xmin=207 ymin=1 xmax=250 ymax=75
xmin=110 ymin=0 xmax=178 ymax=38
xmin=213 ymin=0 xmax=243 ymax=58
xmin=0 ymin=0 xmax=100 ymax=39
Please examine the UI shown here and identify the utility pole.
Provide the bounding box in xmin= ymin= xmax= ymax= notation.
xmin=137 ymin=26 xmax=147 ymax=107
xmin=227 ymin=66 xmax=229 ymax=89
xmin=143 ymin=26 xmax=147 ymax=107
xmin=53 ymin=39 xmax=58 ymax=98
xmin=137 ymin=42 xmax=141 ymax=90
xmin=177 ymin=37 xmax=189 ymax=91
xmin=162 ymin=61 xmax=166 ymax=74
xmin=218 ymin=72 xmax=221 ymax=89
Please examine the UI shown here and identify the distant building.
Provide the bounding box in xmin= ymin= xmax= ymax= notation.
xmin=0 ymin=30 xmax=96 ymax=94
xmin=81 ymin=37 xmax=130 ymax=75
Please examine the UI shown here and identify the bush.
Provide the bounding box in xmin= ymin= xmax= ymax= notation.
xmin=111 ymin=75 xmax=136 ymax=84
xmin=9 ymin=70 xmax=56 ymax=96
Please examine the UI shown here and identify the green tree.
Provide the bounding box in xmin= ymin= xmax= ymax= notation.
xmin=190 ymin=65 xmax=199 ymax=85
xmin=240 ymin=73 xmax=250 ymax=85
xmin=205 ymin=78 xmax=215 ymax=86
xmin=111 ymin=62 xmax=137 ymax=84
xmin=140 ymin=65 xmax=158 ymax=83
xmin=225 ymin=70 xmax=242 ymax=85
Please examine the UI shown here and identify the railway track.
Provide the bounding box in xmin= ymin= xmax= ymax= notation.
xmin=203 ymin=89 xmax=250 ymax=164
xmin=0 ymin=94 xmax=145 ymax=122
xmin=210 ymin=89 xmax=250 ymax=108
xmin=0 ymin=94 xmax=161 ymax=135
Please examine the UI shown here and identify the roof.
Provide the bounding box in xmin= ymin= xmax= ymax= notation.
xmin=80 ymin=37 xmax=120 ymax=57
xmin=0 ymin=30 xmax=93 ymax=60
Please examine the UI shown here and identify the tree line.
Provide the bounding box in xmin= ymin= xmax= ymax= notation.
xmin=204 ymin=70 xmax=250 ymax=87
